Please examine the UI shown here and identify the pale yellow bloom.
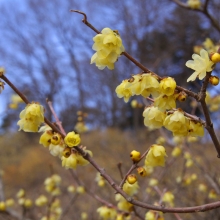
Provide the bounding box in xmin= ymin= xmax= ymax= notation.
xmin=49 ymin=143 xmax=65 ymax=157
xmin=24 ymin=199 xmax=32 ymax=208
xmin=115 ymin=80 xmax=132 ymax=103
xmin=143 ymin=106 xmax=166 ymax=129
xmin=149 ymin=178 xmax=158 ymax=186
xmin=162 ymin=191 xmax=174 ymax=207
xmin=154 ymin=94 xmax=176 ymax=111
xmin=17 ymin=103 xmax=44 ymax=132
xmin=35 ymin=195 xmax=48 ymax=206
xmin=39 ymin=130 xmax=53 ymax=147
xmin=188 ymin=121 xmax=204 ymax=137
xmin=123 ymin=181 xmax=139 ymax=196
xmin=5 ymin=199 xmax=15 ymax=207
xmin=126 ymin=73 xmax=160 ymax=97
xmin=0 ymin=202 xmax=6 ymax=211
xmin=0 ymin=67 xmax=5 ymax=76
xmin=208 ymin=190 xmax=217 ymax=199
xmin=145 ymin=145 xmax=167 ymax=167
xmin=185 ymin=159 xmax=193 ymax=168
xmin=91 ymin=28 xmax=125 ymax=70
xmin=76 ymin=186 xmax=85 ymax=194
xmin=64 ymin=131 xmax=81 ymax=147
xmin=171 ymin=147 xmax=182 ymax=157
xmin=67 ymin=185 xmax=75 ymax=193
xmin=203 ymin=38 xmax=216 ymax=53
xmin=187 ymin=0 xmax=201 ymax=9
xmin=115 ymin=195 xmax=133 ymax=212
xmin=16 ymin=189 xmax=25 ymax=198
xmin=97 ymin=206 xmax=117 ymax=220
xmin=74 ymin=122 xmax=88 ymax=133
xmin=164 ymin=110 xmax=189 ymax=136
xmin=61 ymin=154 xmax=77 ymax=169
xmin=156 ymin=136 xmax=166 ymax=145
xmin=159 ymin=77 xmax=176 ymax=96
xmin=198 ymin=183 xmax=207 ymax=192
xmin=186 ymin=49 xmax=214 ymax=82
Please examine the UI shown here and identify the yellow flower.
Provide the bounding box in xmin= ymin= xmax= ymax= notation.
xmin=97 ymin=206 xmax=117 ymax=220
xmin=67 ymin=185 xmax=75 ymax=193
xmin=149 ymin=178 xmax=158 ymax=186
xmin=61 ymin=154 xmax=78 ymax=169
xmin=164 ymin=110 xmax=189 ymax=136
xmin=203 ymin=38 xmax=216 ymax=53
xmin=186 ymin=49 xmax=214 ymax=82
xmin=91 ymin=28 xmax=125 ymax=70
xmin=39 ymin=130 xmax=53 ymax=147
xmin=35 ymin=195 xmax=48 ymax=206
xmin=49 ymin=143 xmax=65 ymax=157
xmin=76 ymin=186 xmax=85 ymax=194
xmin=188 ymin=121 xmax=204 ymax=137
xmin=123 ymin=181 xmax=139 ymax=196
xmin=145 ymin=145 xmax=167 ymax=167
xmin=126 ymin=73 xmax=160 ymax=98
xmin=115 ymin=79 xmax=132 ymax=103
xmin=74 ymin=122 xmax=88 ymax=133
xmin=17 ymin=103 xmax=44 ymax=132
xmin=16 ymin=189 xmax=25 ymax=198
xmin=208 ymin=190 xmax=217 ymax=199
xmin=143 ymin=106 xmax=166 ymax=129
xmin=198 ymin=183 xmax=207 ymax=192
xmin=0 ymin=202 xmax=6 ymax=211
xmin=5 ymin=199 xmax=15 ymax=207
xmin=171 ymin=147 xmax=182 ymax=157
xmin=145 ymin=211 xmax=164 ymax=220
xmin=187 ymin=0 xmax=201 ymax=9
xmin=154 ymin=94 xmax=176 ymax=111
xmin=115 ymin=195 xmax=133 ymax=212
xmin=64 ymin=131 xmax=81 ymax=147
xmin=162 ymin=192 xmax=175 ymax=207
xmin=24 ymin=199 xmax=32 ymax=208
xmin=9 ymin=94 xmax=23 ymax=109
xmin=159 ymin=77 xmax=176 ymax=96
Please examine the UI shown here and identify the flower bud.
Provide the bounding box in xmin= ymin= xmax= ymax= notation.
xmin=51 ymin=133 xmax=61 ymax=145
xmin=63 ymin=147 xmax=72 ymax=158
xmin=209 ymin=76 xmax=219 ymax=86
xmin=210 ymin=52 xmax=220 ymax=63
xmin=137 ymin=167 xmax=147 ymax=177
xmin=130 ymin=150 xmax=141 ymax=162
xmin=126 ymin=174 xmax=137 ymax=184
xmin=0 ymin=202 xmax=6 ymax=211
xmin=177 ymin=92 xmax=187 ymax=102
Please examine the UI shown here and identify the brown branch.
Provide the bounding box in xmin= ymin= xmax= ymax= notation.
xmin=0 ymin=75 xmax=66 ymax=139
xmin=74 ymin=146 xmax=220 ymax=213
xmin=171 ymin=0 xmax=220 ymax=33
xmin=46 ymin=99 xmax=66 ymax=136
xmin=70 ymin=10 xmax=199 ymax=100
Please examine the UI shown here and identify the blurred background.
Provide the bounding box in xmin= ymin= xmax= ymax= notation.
xmin=0 ymin=0 xmax=220 ymax=219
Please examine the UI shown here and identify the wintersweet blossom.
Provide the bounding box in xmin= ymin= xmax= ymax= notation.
xmin=159 ymin=77 xmax=176 ymax=96
xmin=188 ymin=121 xmax=204 ymax=137
xmin=17 ymin=103 xmax=44 ymax=132
xmin=64 ymin=131 xmax=81 ymax=147
xmin=164 ymin=110 xmax=189 ymax=136
xmin=162 ymin=192 xmax=175 ymax=207
xmin=186 ymin=49 xmax=214 ymax=82
xmin=145 ymin=145 xmax=167 ymax=167
xmin=97 ymin=206 xmax=117 ymax=220
xmin=154 ymin=94 xmax=176 ymax=111
xmin=91 ymin=28 xmax=125 ymax=70
xmin=115 ymin=79 xmax=132 ymax=102
xmin=126 ymin=73 xmax=160 ymax=98
xmin=35 ymin=195 xmax=48 ymax=206
xmin=143 ymin=106 xmax=166 ymax=129
xmin=187 ymin=0 xmax=201 ymax=9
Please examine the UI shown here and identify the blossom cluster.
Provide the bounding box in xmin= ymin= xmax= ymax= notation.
xmin=91 ymin=28 xmax=125 ymax=70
